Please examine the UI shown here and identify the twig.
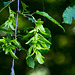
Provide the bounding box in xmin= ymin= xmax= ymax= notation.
xmin=42 ymin=0 xmax=45 ymax=12
xmin=11 ymin=0 xmax=19 ymax=75
xmin=0 ymin=0 xmax=15 ymax=13
xmin=19 ymin=12 xmax=36 ymax=22
xmin=42 ymin=0 xmax=45 ymax=22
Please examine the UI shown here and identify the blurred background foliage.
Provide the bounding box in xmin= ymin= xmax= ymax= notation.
xmin=0 ymin=0 xmax=75 ymax=75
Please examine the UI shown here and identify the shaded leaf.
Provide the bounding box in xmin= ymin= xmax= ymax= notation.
xmin=38 ymin=49 xmax=49 ymax=54
xmin=0 ymin=28 xmax=14 ymax=34
xmin=36 ymin=44 xmax=49 ymax=54
xmin=28 ymin=18 xmax=35 ymax=23
xmin=22 ymin=33 xmax=33 ymax=40
xmin=62 ymin=6 xmax=75 ymax=24
xmin=0 ymin=0 xmax=15 ymax=13
xmin=39 ymin=28 xmax=51 ymax=38
xmin=24 ymin=27 xmax=34 ymax=32
xmin=21 ymin=1 xmax=28 ymax=12
xmin=26 ymin=57 xmax=35 ymax=69
xmin=4 ymin=1 xmax=11 ymax=6
xmin=27 ymin=45 xmax=33 ymax=56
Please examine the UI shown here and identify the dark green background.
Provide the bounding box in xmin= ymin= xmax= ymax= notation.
xmin=0 ymin=0 xmax=75 ymax=75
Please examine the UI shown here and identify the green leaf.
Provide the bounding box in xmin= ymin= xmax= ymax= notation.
xmin=38 ymin=49 xmax=49 ymax=54
xmin=10 ymin=68 xmax=15 ymax=75
xmin=29 ymin=29 xmax=36 ymax=33
xmin=35 ymin=19 xmax=45 ymax=32
xmin=36 ymin=51 xmax=44 ymax=64
xmin=45 ymin=28 xmax=51 ymax=37
xmin=38 ymin=34 xmax=52 ymax=45
xmin=45 ymin=28 xmax=51 ymax=48
xmin=35 ymin=10 xmax=65 ymax=32
xmin=0 ymin=23 xmax=5 ymax=28
xmin=24 ymin=27 xmax=34 ymax=32
xmin=37 ymin=47 xmax=49 ymax=51
xmin=9 ymin=24 xmax=15 ymax=30
xmin=1 ymin=8 xmax=16 ymax=30
xmin=0 ymin=39 xmax=5 ymax=43
xmin=36 ymin=44 xmax=49 ymax=54
xmin=0 ymin=0 xmax=15 ymax=13
xmin=39 ymin=28 xmax=51 ymax=38
xmin=9 ymin=50 xmax=18 ymax=59
xmin=0 ymin=28 xmax=14 ymax=34
xmin=25 ymin=37 xmax=34 ymax=44
xmin=23 ymin=11 xmax=30 ymax=14
xmin=2 ymin=45 xmax=6 ymax=51
xmin=27 ymin=45 xmax=33 ymax=56
xmin=26 ymin=57 xmax=35 ymax=69
xmin=62 ymin=6 xmax=75 ymax=24
xmin=21 ymin=1 xmax=28 ymax=12
xmin=38 ymin=40 xmax=47 ymax=48
xmin=9 ymin=7 xmax=16 ymax=16
xmin=36 ymin=24 xmax=45 ymax=32
xmin=39 ymin=30 xmax=49 ymax=37
xmin=3 ymin=1 xmax=11 ymax=6
xmin=5 ymin=49 xmax=9 ymax=54
xmin=22 ymin=33 xmax=33 ymax=40
xmin=28 ymin=18 xmax=35 ymax=23
xmin=11 ymin=39 xmax=21 ymax=48
xmin=36 ymin=18 xmax=44 ymax=24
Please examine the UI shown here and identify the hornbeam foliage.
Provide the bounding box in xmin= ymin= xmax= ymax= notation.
xmin=0 ymin=0 xmax=65 ymax=74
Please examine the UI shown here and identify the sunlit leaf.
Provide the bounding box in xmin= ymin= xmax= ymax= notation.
xmin=25 ymin=37 xmax=34 ymax=44
xmin=9 ymin=50 xmax=18 ymax=59
xmin=9 ymin=24 xmax=15 ymax=30
xmin=1 ymin=8 xmax=16 ymax=30
xmin=35 ymin=18 xmax=45 ymax=32
xmin=11 ymin=39 xmax=21 ymax=48
xmin=38 ymin=40 xmax=47 ymax=48
xmin=5 ymin=49 xmax=9 ymax=54
xmin=37 ymin=47 xmax=49 ymax=50
xmin=36 ymin=51 xmax=44 ymax=64
xmin=0 ymin=39 xmax=5 ymax=43
xmin=35 ymin=10 xmax=65 ymax=32
xmin=38 ymin=33 xmax=52 ymax=45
